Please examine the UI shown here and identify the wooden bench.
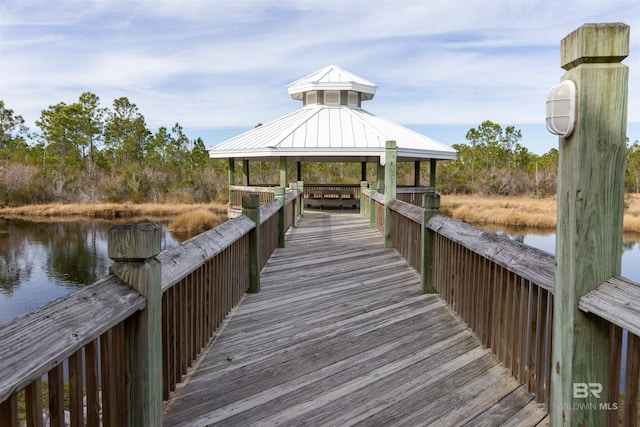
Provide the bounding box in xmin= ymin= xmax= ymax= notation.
xmin=306 ymin=189 xmax=359 ymax=209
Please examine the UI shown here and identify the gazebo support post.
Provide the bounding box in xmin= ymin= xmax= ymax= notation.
xmin=361 ymin=162 xmax=367 ymax=182
xmin=280 ymin=157 xmax=288 ymax=188
xmin=384 ymin=141 xmax=397 ymax=248
xmin=377 ymin=163 xmax=385 ymax=194
xmin=242 ymin=160 xmax=250 ymax=185
xmin=414 ymin=161 xmax=420 ymax=187
xmin=429 ymin=159 xmax=437 ymax=188
xmin=296 ymin=161 xmax=302 ymax=182
xmin=227 ymin=157 xmax=235 ymax=206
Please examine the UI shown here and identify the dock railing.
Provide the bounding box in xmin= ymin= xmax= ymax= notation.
xmin=0 ymin=187 xmax=302 ymax=427
xmin=362 ymin=187 xmax=640 ymax=424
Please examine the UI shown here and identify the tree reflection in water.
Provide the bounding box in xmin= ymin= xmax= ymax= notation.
xmin=0 ymin=218 xmax=179 ymax=324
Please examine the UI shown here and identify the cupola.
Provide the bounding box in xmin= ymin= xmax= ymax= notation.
xmin=287 ymin=64 xmax=377 ymax=108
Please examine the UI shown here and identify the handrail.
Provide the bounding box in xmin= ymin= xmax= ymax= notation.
xmin=427 ymin=214 xmax=555 ymax=293
xmin=579 ymin=275 xmax=640 ymax=337
xmin=367 ymin=192 xmax=555 ymax=408
xmin=0 ymin=187 xmax=303 ymax=426
xmin=579 ymin=275 xmax=640 ymax=425
xmin=0 ymin=277 xmax=145 ymax=404
xmin=158 ymin=215 xmax=255 ymax=292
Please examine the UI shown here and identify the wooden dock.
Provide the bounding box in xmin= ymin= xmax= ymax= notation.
xmin=162 ymin=211 xmax=548 ymax=426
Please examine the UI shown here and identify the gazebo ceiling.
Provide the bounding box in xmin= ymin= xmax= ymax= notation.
xmin=209 ymin=65 xmax=457 ymax=163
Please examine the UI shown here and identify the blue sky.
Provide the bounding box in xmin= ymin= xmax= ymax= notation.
xmin=1 ymin=0 xmax=639 ymax=155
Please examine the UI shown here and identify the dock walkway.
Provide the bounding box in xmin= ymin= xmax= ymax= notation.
xmin=163 ymin=211 xmax=548 ymax=426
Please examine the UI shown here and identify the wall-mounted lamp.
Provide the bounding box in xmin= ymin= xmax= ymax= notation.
xmin=545 ymin=80 xmax=576 ymax=138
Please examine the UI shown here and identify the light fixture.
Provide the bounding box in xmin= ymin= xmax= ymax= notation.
xmin=546 ymin=80 xmax=576 ymax=138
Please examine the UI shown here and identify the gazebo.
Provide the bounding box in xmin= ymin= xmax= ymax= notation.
xmin=209 ymin=65 xmax=457 ymax=211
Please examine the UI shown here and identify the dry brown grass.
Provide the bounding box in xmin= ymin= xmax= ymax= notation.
xmin=0 ymin=202 xmax=228 ymax=220
xmin=168 ymin=209 xmax=226 ymax=235
xmin=441 ymin=194 xmax=640 ymax=234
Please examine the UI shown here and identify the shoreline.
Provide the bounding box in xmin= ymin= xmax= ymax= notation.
xmin=2 ymin=195 xmax=640 ymax=235
xmin=440 ymin=194 xmax=640 ymax=235
xmin=0 ymin=202 xmax=228 ymax=221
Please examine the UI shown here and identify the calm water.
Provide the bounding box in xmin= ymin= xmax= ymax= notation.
xmin=0 ymin=218 xmax=182 ymax=324
xmin=484 ymin=224 xmax=640 ymax=282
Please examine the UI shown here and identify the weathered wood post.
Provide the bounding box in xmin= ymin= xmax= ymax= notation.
xmin=429 ymin=158 xmax=437 ymax=189
xmin=275 ymin=186 xmax=286 ymax=247
xmin=377 ymin=162 xmax=385 ymax=194
xmin=360 ymin=181 xmax=368 ymax=216
xmin=297 ymin=180 xmax=305 ymax=216
xmin=242 ymin=159 xmax=250 ymax=185
xmin=227 ymin=157 xmax=235 ymax=206
xmin=414 ymin=161 xmax=420 ymax=187
xmin=550 ymin=23 xmax=629 ymax=426
xmin=280 ymin=157 xmax=288 ymax=188
xmin=289 ymin=183 xmax=298 ymax=227
xmin=384 ymin=140 xmax=397 ymax=248
xmin=369 ymin=182 xmax=378 ymax=229
xmin=242 ymin=194 xmax=261 ymax=293
xmin=108 ymin=223 xmax=162 ymax=427
xmin=421 ymin=191 xmax=440 ymax=293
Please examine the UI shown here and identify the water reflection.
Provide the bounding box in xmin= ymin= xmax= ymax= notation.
xmin=0 ymin=218 xmax=181 ymax=324
xmin=477 ymin=223 xmax=640 ymax=282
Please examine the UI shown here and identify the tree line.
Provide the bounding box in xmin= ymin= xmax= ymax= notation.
xmin=1 ymin=96 xmax=639 ymax=207
xmin=0 ymin=95 xmax=227 ymax=206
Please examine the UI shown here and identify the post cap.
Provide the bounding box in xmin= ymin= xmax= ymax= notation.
xmin=108 ymin=223 xmax=161 ymax=261
xmin=561 ymin=23 xmax=629 ymax=70
xmin=242 ymin=194 xmax=260 ymax=209
xmin=385 ymin=140 xmax=397 ymax=150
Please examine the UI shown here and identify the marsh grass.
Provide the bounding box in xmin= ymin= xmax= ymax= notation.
xmin=168 ymin=208 xmax=226 ymax=236
xmin=0 ymin=202 xmax=228 ymax=220
xmin=441 ymin=194 xmax=640 ymax=234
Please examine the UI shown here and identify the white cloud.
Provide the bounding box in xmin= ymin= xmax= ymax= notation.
xmin=1 ymin=0 xmax=639 ymax=141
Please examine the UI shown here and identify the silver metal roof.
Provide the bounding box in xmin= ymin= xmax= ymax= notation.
xmin=287 ymin=64 xmax=377 ymax=101
xmin=209 ymin=65 xmax=457 ymax=163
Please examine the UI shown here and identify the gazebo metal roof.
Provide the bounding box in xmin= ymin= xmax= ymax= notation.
xmin=209 ymin=65 xmax=457 ymax=163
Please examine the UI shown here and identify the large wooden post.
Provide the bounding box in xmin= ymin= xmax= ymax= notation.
xmin=384 ymin=141 xmax=397 ymax=248
xmin=361 ymin=162 xmax=367 ymax=182
xmin=414 ymin=161 xmax=421 ymax=187
xmin=275 ymin=186 xmax=286 ymax=247
xmin=421 ymin=192 xmax=440 ymax=293
xmin=108 ymin=223 xmax=162 ymax=427
xmin=242 ymin=194 xmax=261 ymax=293
xmin=296 ymin=161 xmax=302 ymax=182
xmin=550 ymin=23 xmax=629 ymax=426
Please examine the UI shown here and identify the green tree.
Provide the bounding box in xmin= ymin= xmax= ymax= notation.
xmin=104 ymin=97 xmax=150 ymax=169
xmin=36 ymin=93 xmax=105 ymax=170
xmin=0 ymin=100 xmax=30 ymax=163
xmin=626 ymin=139 xmax=640 ymax=193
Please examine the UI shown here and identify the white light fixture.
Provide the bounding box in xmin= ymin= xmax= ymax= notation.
xmin=546 ymin=80 xmax=576 ymax=138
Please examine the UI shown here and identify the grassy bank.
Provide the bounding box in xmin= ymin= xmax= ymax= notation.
xmin=441 ymin=194 xmax=640 ymax=234
xmin=0 ymin=202 xmax=228 ymax=220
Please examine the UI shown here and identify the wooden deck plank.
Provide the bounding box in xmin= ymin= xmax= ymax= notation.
xmin=162 ymin=211 xmax=547 ymax=426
